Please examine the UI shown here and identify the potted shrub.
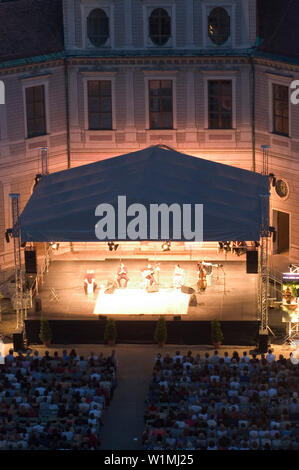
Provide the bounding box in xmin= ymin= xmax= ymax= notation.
xmin=104 ymin=319 xmax=117 ymax=345
xmin=39 ymin=317 xmax=53 ymax=347
xmin=154 ymin=316 xmax=167 ymax=347
xmin=211 ymin=319 xmax=224 ymax=348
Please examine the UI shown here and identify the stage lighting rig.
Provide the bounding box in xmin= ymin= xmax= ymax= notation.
xmin=108 ymin=242 xmax=119 ymax=251
xmin=161 ymin=241 xmax=171 ymax=252
xmin=5 ymin=228 xmax=12 ymax=243
xmin=33 ymin=173 xmax=43 ymax=191
xmin=269 ymin=173 xmax=276 ymax=187
xmin=49 ymin=242 xmax=59 ymax=250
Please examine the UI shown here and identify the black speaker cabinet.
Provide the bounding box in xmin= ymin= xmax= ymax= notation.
xmin=189 ymin=294 xmax=198 ymax=307
xmin=35 ymin=297 xmax=42 ymax=313
xmin=181 ymin=285 xmax=195 ymax=295
xmin=246 ymin=250 xmax=258 ymax=274
xmin=173 ymin=315 xmax=181 ymax=321
xmin=13 ymin=330 xmax=24 ymax=352
xmin=258 ymin=333 xmax=269 ymax=354
xmin=25 ymin=249 xmax=37 ymax=274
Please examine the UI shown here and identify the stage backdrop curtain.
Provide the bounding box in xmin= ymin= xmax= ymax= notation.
xmin=19 ymin=145 xmax=269 ymax=242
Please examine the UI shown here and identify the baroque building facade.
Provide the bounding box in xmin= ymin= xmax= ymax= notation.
xmin=0 ymin=0 xmax=299 ymax=278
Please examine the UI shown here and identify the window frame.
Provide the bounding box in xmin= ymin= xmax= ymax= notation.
xmin=267 ymin=75 xmax=292 ymax=139
xmin=148 ymin=8 xmax=172 ymax=47
xmin=87 ymin=8 xmax=110 ymax=47
xmin=203 ymin=73 xmax=236 ymax=130
xmin=144 ymin=74 xmax=177 ymax=130
xmin=202 ymin=3 xmax=235 ymax=49
xmin=148 ymin=79 xmax=173 ymax=130
xmin=81 ymin=1 xmax=114 ymax=49
xmin=272 ymin=83 xmax=290 ymax=137
xmin=208 ymin=6 xmax=231 ymax=46
xmin=82 ymin=73 xmax=116 ymax=132
xmin=143 ymin=1 xmax=176 ymax=48
xmin=207 ymin=79 xmax=233 ymax=130
xmin=87 ymin=80 xmax=113 ymax=131
xmin=22 ymin=76 xmax=50 ymax=140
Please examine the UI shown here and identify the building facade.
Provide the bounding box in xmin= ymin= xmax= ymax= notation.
xmin=0 ymin=0 xmax=299 ymax=278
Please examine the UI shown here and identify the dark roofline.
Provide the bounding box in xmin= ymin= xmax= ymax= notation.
xmin=1 ymin=49 xmax=299 ymax=73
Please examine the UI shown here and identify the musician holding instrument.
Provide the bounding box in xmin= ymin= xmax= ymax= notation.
xmin=173 ymin=264 xmax=185 ymax=289
xmin=117 ymin=263 xmax=129 ymax=288
xmin=197 ymin=261 xmax=207 ymax=292
xmin=142 ymin=264 xmax=157 ymax=288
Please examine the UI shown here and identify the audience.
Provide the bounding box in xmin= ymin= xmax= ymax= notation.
xmin=0 ymin=348 xmax=117 ymax=450
xmin=143 ymin=349 xmax=299 ymax=450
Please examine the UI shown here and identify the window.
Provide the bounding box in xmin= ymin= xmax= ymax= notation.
xmin=25 ymin=85 xmax=46 ymax=138
xmin=149 ymin=8 xmax=171 ymax=46
xmin=87 ymin=8 xmax=109 ymax=46
xmin=273 ymin=84 xmax=289 ymax=136
xmin=208 ymin=80 xmax=232 ymax=129
xmin=149 ymin=80 xmax=173 ymax=129
xmin=88 ymin=80 xmax=112 ymax=130
xmin=208 ymin=7 xmax=230 ymax=45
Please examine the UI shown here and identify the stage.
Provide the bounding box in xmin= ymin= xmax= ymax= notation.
xmin=93 ymin=288 xmax=190 ymax=316
xmin=28 ymin=258 xmax=259 ymax=322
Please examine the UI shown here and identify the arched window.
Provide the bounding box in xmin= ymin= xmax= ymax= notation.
xmin=208 ymin=7 xmax=230 ymax=45
xmin=149 ymin=8 xmax=171 ymax=46
xmin=87 ymin=9 xmax=109 ymax=47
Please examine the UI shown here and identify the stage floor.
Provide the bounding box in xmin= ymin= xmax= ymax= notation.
xmin=30 ymin=258 xmax=259 ymax=321
xmin=93 ymin=288 xmax=190 ymax=316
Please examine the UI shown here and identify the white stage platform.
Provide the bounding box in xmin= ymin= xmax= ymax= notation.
xmin=93 ymin=288 xmax=190 ymax=316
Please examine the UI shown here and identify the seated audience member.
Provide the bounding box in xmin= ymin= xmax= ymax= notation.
xmin=143 ymin=349 xmax=299 ymax=451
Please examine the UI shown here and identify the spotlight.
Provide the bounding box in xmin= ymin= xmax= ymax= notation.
xmin=21 ymin=242 xmax=27 ymax=248
xmin=269 ymin=173 xmax=276 ymax=187
xmin=108 ymin=242 xmax=119 ymax=251
xmin=161 ymin=241 xmax=171 ymax=252
xmin=5 ymin=229 xmax=12 ymax=243
xmin=33 ymin=173 xmax=42 ymax=191
xmin=49 ymin=242 xmax=59 ymax=250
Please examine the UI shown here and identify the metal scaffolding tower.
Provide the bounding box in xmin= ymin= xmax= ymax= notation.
xmin=259 ymin=145 xmax=271 ymax=334
xmin=9 ymin=193 xmax=24 ymax=329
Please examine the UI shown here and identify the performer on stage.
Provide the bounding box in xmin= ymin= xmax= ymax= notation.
xmin=142 ymin=264 xmax=155 ymax=287
xmin=84 ymin=270 xmax=97 ymax=295
xmin=117 ymin=263 xmax=129 ymax=288
xmin=202 ymin=261 xmax=213 ymax=287
xmin=197 ymin=262 xmax=207 ymax=292
xmin=173 ymin=264 xmax=185 ymax=289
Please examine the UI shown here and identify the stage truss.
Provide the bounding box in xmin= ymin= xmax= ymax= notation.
xmin=258 ymin=145 xmax=271 ymax=335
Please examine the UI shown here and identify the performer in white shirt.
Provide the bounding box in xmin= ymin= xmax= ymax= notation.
xmin=173 ymin=264 xmax=185 ymax=289
xmin=84 ymin=270 xmax=97 ymax=295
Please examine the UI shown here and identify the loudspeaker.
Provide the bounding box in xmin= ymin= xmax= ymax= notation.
xmin=246 ymin=250 xmax=258 ymax=274
xmin=25 ymin=249 xmax=37 ymax=274
xmin=181 ymin=286 xmax=195 ymax=295
xmin=173 ymin=315 xmax=181 ymax=321
xmin=146 ymin=285 xmax=159 ymax=293
xmin=13 ymin=330 xmax=24 ymax=352
xmin=258 ymin=333 xmax=269 ymax=354
xmin=35 ymin=297 xmax=42 ymax=313
xmin=189 ymin=294 xmax=197 ymax=307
